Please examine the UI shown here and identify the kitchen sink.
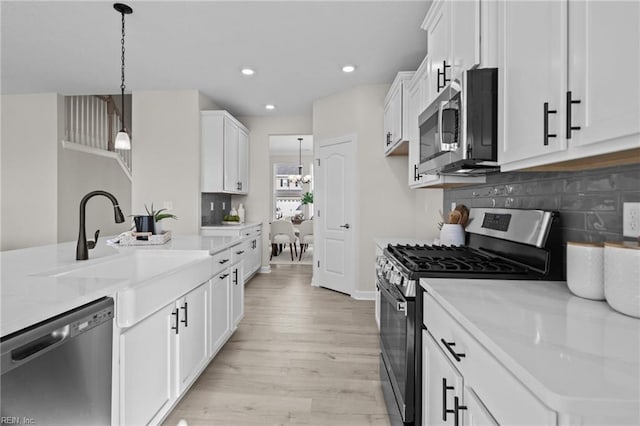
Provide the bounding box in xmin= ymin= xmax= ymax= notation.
xmin=33 ymin=250 xmax=214 ymax=328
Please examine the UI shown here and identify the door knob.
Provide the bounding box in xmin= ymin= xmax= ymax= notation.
xmin=340 ymin=224 xmax=350 ymax=229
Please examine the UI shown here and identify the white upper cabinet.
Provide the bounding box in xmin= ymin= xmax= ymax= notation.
xmin=567 ymin=1 xmax=640 ymax=149
xmin=499 ymin=0 xmax=640 ymax=171
xmin=422 ymin=0 xmax=480 ymax=105
xmin=499 ymin=0 xmax=568 ymax=165
xmin=201 ymin=110 xmax=250 ymax=194
xmin=384 ymin=71 xmax=415 ymax=155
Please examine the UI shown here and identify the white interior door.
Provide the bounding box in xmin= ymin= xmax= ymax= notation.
xmin=315 ymin=135 xmax=355 ymax=295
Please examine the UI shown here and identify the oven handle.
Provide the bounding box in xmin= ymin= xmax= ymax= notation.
xmin=377 ymin=278 xmax=407 ymax=316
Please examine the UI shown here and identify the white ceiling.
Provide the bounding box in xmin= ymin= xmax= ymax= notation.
xmin=269 ymin=134 xmax=313 ymax=155
xmin=1 ymin=1 xmax=430 ymax=117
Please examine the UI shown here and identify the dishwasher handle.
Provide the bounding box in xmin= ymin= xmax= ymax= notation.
xmin=10 ymin=325 xmax=70 ymax=362
xmin=1 ymin=297 xmax=114 ymax=376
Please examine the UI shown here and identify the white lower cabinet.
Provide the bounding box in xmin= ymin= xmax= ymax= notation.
xmin=210 ymin=269 xmax=231 ymax=357
xmin=464 ymin=386 xmax=498 ymax=426
xmin=120 ymin=304 xmax=175 ymax=426
xmin=176 ymin=283 xmax=209 ymax=394
xmin=422 ymin=330 xmax=465 ymax=426
xmin=422 ymin=292 xmax=557 ymax=426
xmin=231 ymin=263 xmax=244 ymax=328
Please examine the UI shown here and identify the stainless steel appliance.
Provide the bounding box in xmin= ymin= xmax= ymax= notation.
xmin=1 ymin=297 xmax=114 ymax=426
xmin=377 ymin=208 xmax=564 ymax=425
xmin=418 ymin=68 xmax=499 ymax=176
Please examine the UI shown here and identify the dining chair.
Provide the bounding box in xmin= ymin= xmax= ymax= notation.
xmin=297 ymin=220 xmax=314 ymax=261
xmin=269 ymin=220 xmax=298 ymax=261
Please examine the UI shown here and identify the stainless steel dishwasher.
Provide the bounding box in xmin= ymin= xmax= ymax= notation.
xmin=1 ymin=297 xmax=114 ymax=426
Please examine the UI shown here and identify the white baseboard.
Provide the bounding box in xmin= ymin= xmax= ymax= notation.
xmin=351 ymin=290 xmax=375 ymax=301
xmin=259 ymin=265 xmax=271 ymax=274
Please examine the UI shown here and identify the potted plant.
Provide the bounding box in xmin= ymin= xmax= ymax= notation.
xmin=135 ymin=203 xmax=178 ymax=235
xmin=301 ymin=191 xmax=313 ymax=220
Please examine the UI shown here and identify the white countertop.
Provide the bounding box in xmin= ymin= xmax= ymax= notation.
xmin=1 ymin=234 xmax=244 ymax=337
xmin=201 ymin=222 xmax=260 ymax=230
xmin=420 ymin=278 xmax=640 ymax=419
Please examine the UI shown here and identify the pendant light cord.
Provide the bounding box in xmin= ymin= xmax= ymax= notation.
xmin=120 ymin=9 xmax=126 ymax=132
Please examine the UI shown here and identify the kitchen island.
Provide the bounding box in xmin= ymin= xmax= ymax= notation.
xmin=1 ymin=233 xmax=255 ymax=425
xmin=420 ymin=278 xmax=640 ymax=425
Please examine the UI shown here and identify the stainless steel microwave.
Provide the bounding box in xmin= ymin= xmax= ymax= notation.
xmin=418 ymin=68 xmax=499 ymax=176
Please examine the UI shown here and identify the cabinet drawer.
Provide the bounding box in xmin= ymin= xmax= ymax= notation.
xmin=211 ymin=249 xmax=232 ymax=274
xmin=231 ymin=241 xmax=249 ymax=265
xmin=423 ymin=292 xmax=556 ymax=425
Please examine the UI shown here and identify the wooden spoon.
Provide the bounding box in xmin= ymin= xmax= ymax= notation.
xmin=455 ymin=204 xmax=469 ymax=228
xmin=448 ymin=210 xmax=462 ymax=225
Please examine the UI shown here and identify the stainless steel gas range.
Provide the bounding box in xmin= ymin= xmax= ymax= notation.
xmin=376 ymin=208 xmax=565 ymax=426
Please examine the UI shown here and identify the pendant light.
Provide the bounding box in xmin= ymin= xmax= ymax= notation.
xmin=114 ymin=3 xmax=132 ymax=150
xmin=288 ymin=138 xmax=311 ymax=186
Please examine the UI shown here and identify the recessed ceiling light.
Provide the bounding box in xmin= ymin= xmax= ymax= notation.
xmin=265 ymin=104 xmax=275 ymax=110
xmin=342 ymin=65 xmax=356 ymax=73
xmin=241 ymin=68 xmax=255 ymax=76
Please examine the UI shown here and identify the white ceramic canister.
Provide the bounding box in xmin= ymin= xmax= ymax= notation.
xmin=238 ymin=203 xmax=245 ymax=224
xmin=439 ymin=224 xmax=465 ymax=246
xmin=604 ymin=242 xmax=640 ymax=318
xmin=566 ymin=242 xmax=605 ymax=300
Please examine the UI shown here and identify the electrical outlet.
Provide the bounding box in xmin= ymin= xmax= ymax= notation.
xmin=210 ymin=202 xmax=214 ymax=211
xmin=623 ymin=202 xmax=640 ymax=238
xmin=451 ymin=202 xmax=457 ymax=211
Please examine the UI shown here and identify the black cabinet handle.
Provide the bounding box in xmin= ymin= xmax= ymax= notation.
xmin=414 ymin=164 xmax=422 ymax=182
xmin=233 ymin=268 xmax=238 ymax=285
xmin=219 ymin=259 xmax=229 ymax=264
xmin=180 ymin=302 xmax=188 ymax=327
xmin=442 ymin=378 xmax=455 ymax=421
xmin=236 ymin=250 xmax=245 ymax=255
xmin=566 ymin=91 xmax=581 ymax=139
xmin=543 ymin=102 xmax=557 ymax=146
xmin=386 ymin=132 xmax=392 ymax=146
xmin=171 ymin=308 xmax=179 ymax=334
xmin=453 ymin=396 xmax=467 ymax=426
xmin=441 ymin=338 xmax=466 ymax=362
xmin=437 ymin=60 xmax=451 ymax=91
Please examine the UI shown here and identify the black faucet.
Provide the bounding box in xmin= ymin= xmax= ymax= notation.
xmin=76 ymin=190 xmax=125 ymax=260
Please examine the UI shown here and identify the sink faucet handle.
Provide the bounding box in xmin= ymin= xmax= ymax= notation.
xmin=87 ymin=229 xmax=100 ymax=250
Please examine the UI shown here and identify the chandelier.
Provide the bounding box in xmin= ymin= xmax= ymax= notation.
xmin=288 ymin=137 xmax=311 ymax=186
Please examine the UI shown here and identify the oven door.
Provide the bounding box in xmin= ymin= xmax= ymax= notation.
xmin=378 ymin=276 xmax=415 ymax=424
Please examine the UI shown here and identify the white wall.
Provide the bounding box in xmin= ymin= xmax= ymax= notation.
xmin=57 ymin=148 xmax=132 ymax=243
xmin=313 ymin=85 xmax=421 ymax=294
xmin=132 ymin=90 xmax=215 ymax=235
xmin=1 ymin=94 xmax=60 ymax=250
xmin=234 ymin=115 xmax=313 ymax=268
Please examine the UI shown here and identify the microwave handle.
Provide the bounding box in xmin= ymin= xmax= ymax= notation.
xmin=438 ymin=100 xmax=447 ymax=151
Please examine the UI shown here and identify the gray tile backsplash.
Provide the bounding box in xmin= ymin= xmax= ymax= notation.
xmin=201 ymin=193 xmax=231 ymax=226
xmin=443 ymin=163 xmax=640 ymax=244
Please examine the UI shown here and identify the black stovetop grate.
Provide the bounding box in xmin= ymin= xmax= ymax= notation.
xmin=386 ymin=244 xmax=530 ymax=275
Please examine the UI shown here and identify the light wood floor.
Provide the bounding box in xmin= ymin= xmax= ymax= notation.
xmin=163 ymin=264 xmax=389 ymax=426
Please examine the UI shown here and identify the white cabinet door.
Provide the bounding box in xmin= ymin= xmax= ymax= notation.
xmin=120 ymin=304 xmax=174 ymax=426
xmin=176 ymin=282 xmax=209 ymax=394
xmin=499 ymin=0 xmax=568 ymax=164
xmin=252 ymin=234 xmax=262 ymax=277
xmin=384 ymin=100 xmax=393 ymax=150
xmin=423 ymin=330 xmax=465 ymax=426
xmin=210 ymin=271 xmax=231 ymax=357
xmin=424 ymin=1 xmax=451 ymax=104
xmin=231 ymin=264 xmax=244 ymax=328
xmin=568 ymin=0 xmax=640 ymax=148
xmin=223 ymin=117 xmax=240 ymax=193
xmin=238 ymin=128 xmax=249 ymax=194
xmin=390 ymin=84 xmax=403 ymax=146
xmin=464 ymin=386 xmax=498 ymax=426
xmin=201 ymin=113 xmax=225 ymax=192
xmin=407 ymin=76 xmax=423 ymax=187
xmin=450 ymin=0 xmax=480 ymax=79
